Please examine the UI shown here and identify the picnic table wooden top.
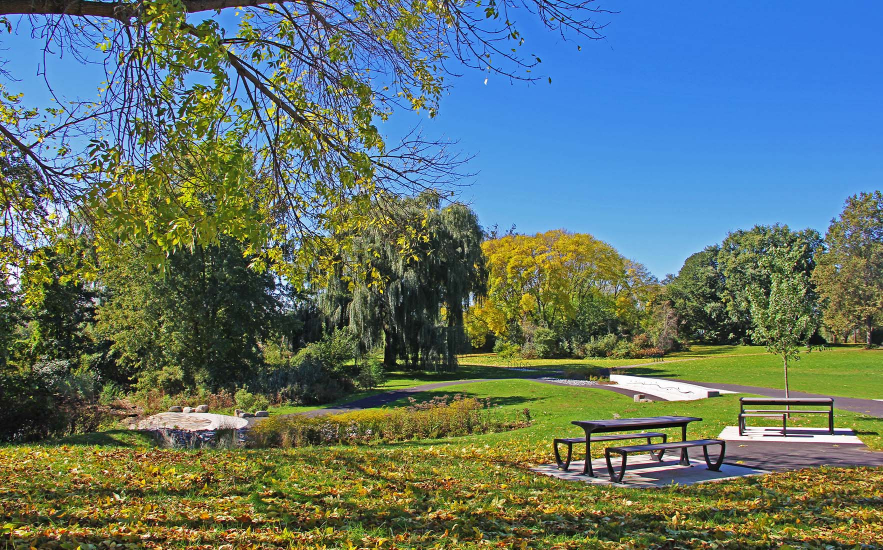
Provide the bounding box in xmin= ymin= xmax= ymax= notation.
xmin=571 ymin=416 xmax=702 ymax=433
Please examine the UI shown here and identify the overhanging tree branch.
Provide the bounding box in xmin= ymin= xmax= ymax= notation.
xmin=0 ymin=0 xmax=278 ymax=20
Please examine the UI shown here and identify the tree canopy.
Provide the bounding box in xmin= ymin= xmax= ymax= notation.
xmin=662 ymin=245 xmax=733 ymax=343
xmin=812 ymin=191 xmax=883 ymax=346
xmin=0 ymin=0 xmax=608 ymax=281
xmin=471 ymin=230 xmax=658 ymax=354
xmin=319 ymin=193 xmax=486 ymax=371
xmin=718 ymin=224 xmax=822 ymax=342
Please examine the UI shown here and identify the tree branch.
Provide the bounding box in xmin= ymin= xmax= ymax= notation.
xmin=0 ymin=0 xmax=279 ymax=20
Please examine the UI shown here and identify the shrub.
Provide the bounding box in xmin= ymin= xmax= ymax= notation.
xmin=248 ymin=394 xmax=531 ymax=448
xmin=269 ymin=356 xmax=353 ymax=405
xmin=0 ymin=360 xmax=104 ymax=442
xmin=295 ymin=328 xmax=358 ymax=377
xmin=234 ymin=386 xmax=270 ymax=412
xmin=610 ymin=339 xmax=632 ymax=359
xmin=492 ymin=339 xmax=521 ymax=358
xmin=98 ymin=381 xmax=123 ymax=406
xmin=355 ymin=358 xmax=386 ymax=390
xmin=583 ymin=334 xmax=618 ymax=358
xmin=533 ymin=327 xmax=560 ymax=358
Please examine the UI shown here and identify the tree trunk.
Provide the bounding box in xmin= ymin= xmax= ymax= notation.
xmin=867 ymin=318 xmax=874 ymax=349
xmin=383 ymin=330 xmax=397 ymax=368
xmin=783 ymin=355 xmax=790 ymax=398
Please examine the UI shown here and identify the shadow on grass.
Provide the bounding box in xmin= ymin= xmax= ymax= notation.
xmin=41 ymin=429 xmax=156 ymax=448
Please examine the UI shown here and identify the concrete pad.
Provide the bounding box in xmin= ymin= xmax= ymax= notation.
xmin=532 ymin=454 xmax=769 ymax=488
xmin=718 ymin=425 xmax=863 ymax=444
xmin=608 ymin=375 xmax=735 ymax=401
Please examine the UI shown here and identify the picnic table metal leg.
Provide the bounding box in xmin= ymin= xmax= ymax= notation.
xmin=679 ymin=424 xmax=690 ymax=465
xmin=582 ymin=432 xmax=594 ymax=476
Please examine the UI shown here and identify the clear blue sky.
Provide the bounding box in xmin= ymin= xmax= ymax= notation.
xmin=403 ymin=1 xmax=883 ymax=278
xmin=4 ymin=1 xmax=882 ymax=278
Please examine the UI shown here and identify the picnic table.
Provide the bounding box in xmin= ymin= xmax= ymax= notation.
xmin=571 ymin=416 xmax=702 ymax=476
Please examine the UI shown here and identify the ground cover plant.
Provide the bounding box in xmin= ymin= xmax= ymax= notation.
xmin=2 ymin=379 xmax=882 ymax=549
xmin=250 ymin=394 xmax=531 ymax=448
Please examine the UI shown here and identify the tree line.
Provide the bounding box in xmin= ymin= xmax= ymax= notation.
xmin=2 ymin=146 xmax=880 ymax=440
xmin=663 ymin=191 xmax=883 ymax=349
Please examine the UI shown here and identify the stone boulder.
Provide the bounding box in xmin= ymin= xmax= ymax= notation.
xmin=182 ymin=406 xmax=195 ymax=413
xmin=195 ymin=404 xmax=209 ymax=413
xmin=168 ymin=406 xmax=183 ymax=413
xmin=255 ymin=410 xmax=269 ymax=418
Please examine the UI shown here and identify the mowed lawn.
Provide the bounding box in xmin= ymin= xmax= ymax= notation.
xmin=627 ymin=347 xmax=883 ymax=400
xmin=457 ymin=346 xmax=882 ymax=400
xmin=3 ymin=379 xmax=883 ymax=549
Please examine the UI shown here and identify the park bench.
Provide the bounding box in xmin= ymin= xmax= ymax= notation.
xmin=553 ymin=432 xmax=667 ymax=471
xmin=604 ymin=439 xmax=726 ymax=483
xmin=738 ymin=397 xmax=834 ymax=436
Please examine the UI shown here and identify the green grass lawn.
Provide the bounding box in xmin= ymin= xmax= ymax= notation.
xmin=268 ymin=364 xmax=558 ymax=414
xmin=459 ymin=353 xmax=656 ymax=369
xmin=4 ymin=378 xmax=882 ymax=548
xmin=623 ymin=347 xmax=883 ymax=399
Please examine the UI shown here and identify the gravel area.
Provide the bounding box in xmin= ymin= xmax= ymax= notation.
xmin=537 ymin=378 xmax=601 ymax=386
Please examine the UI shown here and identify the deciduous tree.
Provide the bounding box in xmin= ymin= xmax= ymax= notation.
xmin=748 ymin=248 xmax=818 ymax=397
xmin=0 ymin=0 xmax=608 ymax=280
xmin=718 ymin=224 xmax=821 ymax=343
xmin=812 ymin=191 xmax=883 ymax=347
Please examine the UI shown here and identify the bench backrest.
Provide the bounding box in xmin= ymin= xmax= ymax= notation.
xmin=740 ymin=397 xmax=833 ymax=408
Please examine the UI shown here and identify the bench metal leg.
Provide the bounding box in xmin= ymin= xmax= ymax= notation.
xmin=829 ymin=411 xmax=834 ymax=435
xmin=702 ymin=441 xmax=725 ymax=471
xmin=679 ymin=425 xmax=690 ymax=465
xmin=553 ymin=440 xmax=573 ymax=471
xmin=605 ymin=449 xmax=628 ymax=483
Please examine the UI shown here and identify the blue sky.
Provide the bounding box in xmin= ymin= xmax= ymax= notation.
xmin=404 ymin=1 xmax=883 ymax=277
xmin=4 ymin=1 xmax=882 ymax=278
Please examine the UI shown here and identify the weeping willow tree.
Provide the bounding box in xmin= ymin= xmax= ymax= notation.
xmin=320 ymin=193 xmax=486 ymax=371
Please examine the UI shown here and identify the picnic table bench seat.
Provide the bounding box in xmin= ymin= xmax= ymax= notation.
xmin=553 ymin=432 xmax=667 ymax=471
xmin=738 ymin=397 xmax=834 ymax=435
xmin=604 ymin=439 xmax=726 ymax=482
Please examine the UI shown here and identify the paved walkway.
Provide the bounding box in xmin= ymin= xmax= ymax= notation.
xmin=665 ymin=379 xmax=883 ymax=418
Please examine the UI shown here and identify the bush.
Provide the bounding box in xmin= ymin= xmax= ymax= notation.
xmin=610 ymin=339 xmax=632 ymax=359
xmin=0 ymin=360 xmax=104 ymax=442
xmin=129 ymin=387 xmax=237 ymax=415
xmin=533 ymin=327 xmax=560 ymax=358
xmin=248 ymin=394 xmax=530 ymax=448
xmin=355 ymin=358 xmax=386 ymax=390
xmin=583 ymin=334 xmax=619 ymax=358
xmin=234 ymin=386 xmax=270 ymax=412
xmin=98 ymin=382 xmax=123 ymax=406
xmin=492 ymin=339 xmax=521 ymax=358
xmin=295 ymin=328 xmax=358 ymax=376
